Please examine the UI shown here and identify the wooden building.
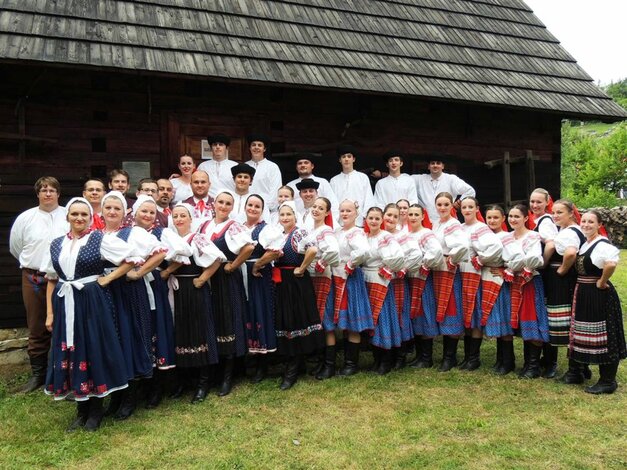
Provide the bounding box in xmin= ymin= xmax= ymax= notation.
xmin=0 ymin=0 xmax=625 ymax=327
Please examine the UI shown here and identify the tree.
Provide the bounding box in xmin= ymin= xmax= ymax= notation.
xmin=603 ymin=79 xmax=627 ymax=110
xmin=561 ymin=121 xmax=626 ymax=207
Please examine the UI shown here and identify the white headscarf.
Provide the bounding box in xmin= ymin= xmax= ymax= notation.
xmin=132 ymin=194 xmax=157 ymax=217
xmin=102 ymin=190 xmax=128 ymax=214
xmin=65 ymin=197 xmax=93 ymax=225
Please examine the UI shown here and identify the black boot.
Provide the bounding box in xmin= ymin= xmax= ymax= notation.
xmin=458 ymin=335 xmax=472 ymax=369
xmin=411 ymin=338 xmax=434 ymax=369
xmin=518 ymin=341 xmax=531 ymax=377
xmin=407 ymin=336 xmax=423 ymax=367
xmin=376 ymin=349 xmax=393 ymax=375
xmin=20 ymin=354 xmax=47 ymax=393
xmin=84 ymin=398 xmax=105 ymax=432
xmin=114 ymin=380 xmax=138 ymax=420
xmin=439 ymin=336 xmax=459 ymax=372
xmin=145 ymin=370 xmax=163 ymax=409
xmin=104 ymin=390 xmax=123 ymax=416
xmin=370 ymin=347 xmax=382 ymax=372
xmin=192 ymin=366 xmax=211 ymax=403
xmin=582 ymin=364 xmax=592 ymax=380
xmin=251 ymin=355 xmax=268 ymax=384
xmin=280 ymin=356 xmax=300 ymax=390
xmin=316 ymin=345 xmax=337 ymax=380
xmin=339 ymin=341 xmax=360 ymax=376
xmin=521 ymin=343 xmax=542 ymax=379
xmin=495 ymin=340 xmax=515 ymax=375
xmin=67 ymin=400 xmax=90 ymax=432
xmin=585 ymin=362 xmax=619 ymax=394
xmin=542 ymin=344 xmax=559 ymax=379
xmin=560 ymin=358 xmax=585 ymax=384
xmin=308 ymin=349 xmax=325 ymax=376
xmin=492 ymin=338 xmax=503 ymax=372
xmin=218 ymin=358 xmax=234 ymax=396
xmin=461 ymin=338 xmax=482 ymax=371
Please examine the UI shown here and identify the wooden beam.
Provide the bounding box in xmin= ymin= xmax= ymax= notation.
xmin=0 ymin=132 xmax=57 ymax=144
xmin=503 ymin=151 xmax=511 ymax=209
xmin=484 ymin=154 xmax=539 ymax=169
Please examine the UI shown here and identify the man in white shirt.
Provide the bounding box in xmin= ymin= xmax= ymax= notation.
xmin=245 ymin=133 xmax=283 ymax=212
xmin=374 ymin=150 xmax=418 ymax=208
xmin=413 ymin=158 xmax=476 ymax=221
xmin=182 ymin=170 xmax=215 ymax=228
xmin=197 ymin=133 xmax=237 ymax=197
xmin=287 ymin=153 xmax=339 ymax=222
xmin=83 ymin=178 xmax=106 ymax=229
xmin=230 ymin=163 xmax=271 ymax=223
xmin=330 ymin=145 xmax=374 ymax=226
xmin=9 ymin=176 xmax=68 ymax=392
xmin=295 ymin=178 xmax=320 ymax=230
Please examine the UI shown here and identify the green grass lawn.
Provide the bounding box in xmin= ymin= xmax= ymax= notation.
xmin=2 ymin=253 xmax=627 ymax=469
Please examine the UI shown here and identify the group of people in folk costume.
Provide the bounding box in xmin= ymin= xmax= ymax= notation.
xmin=9 ymin=134 xmax=625 ymax=432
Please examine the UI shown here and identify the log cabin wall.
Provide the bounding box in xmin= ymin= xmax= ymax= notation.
xmin=0 ymin=64 xmax=562 ymax=327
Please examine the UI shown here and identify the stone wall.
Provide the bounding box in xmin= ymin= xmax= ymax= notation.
xmin=0 ymin=328 xmax=29 ymax=365
xmin=587 ymin=206 xmax=627 ymax=248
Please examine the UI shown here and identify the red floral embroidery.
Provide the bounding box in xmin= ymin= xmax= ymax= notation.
xmin=96 ymin=384 xmax=108 ymax=394
xmin=61 ymin=342 xmax=67 ymax=351
xmin=157 ymin=357 xmax=166 ymax=366
xmin=61 ymin=360 xmax=68 ymax=370
xmin=79 ymin=361 xmax=88 ymax=371
xmin=79 ymin=382 xmax=90 ymax=393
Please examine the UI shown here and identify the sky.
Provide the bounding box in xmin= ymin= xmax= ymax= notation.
xmin=523 ymin=0 xmax=626 ymax=85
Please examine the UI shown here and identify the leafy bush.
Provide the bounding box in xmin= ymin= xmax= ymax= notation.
xmin=561 ymin=121 xmax=626 ymax=207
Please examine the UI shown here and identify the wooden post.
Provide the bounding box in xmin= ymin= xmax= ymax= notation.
xmin=503 ymin=151 xmax=511 ymax=209
xmin=526 ymin=149 xmax=535 ymax=194
xmin=17 ymin=100 xmax=25 ymax=161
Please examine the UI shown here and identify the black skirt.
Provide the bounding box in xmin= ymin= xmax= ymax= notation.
xmin=274 ymin=269 xmax=325 ymax=357
xmin=210 ymin=264 xmax=247 ymax=358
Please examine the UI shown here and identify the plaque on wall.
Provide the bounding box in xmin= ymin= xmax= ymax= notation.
xmin=122 ymin=161 xmax=151 ymax=192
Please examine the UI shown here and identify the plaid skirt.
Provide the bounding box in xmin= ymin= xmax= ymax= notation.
xmin=331 ymin=269 xmax=374 ymax=333
xmin=484 ymin=283 xmax=514 ymax=338
xmin=517 ymin=276 xmax=549 ymax=342
xmin=434 ymin=270 xmax=464 ymax=336
xmin=370 ymin=287 xmax=402 ymax=350
xmin=411 ymin=274 xmax=439 ymax=337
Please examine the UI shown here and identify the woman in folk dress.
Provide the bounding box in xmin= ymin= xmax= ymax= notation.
xmin=431 ymin=192 xmax=470 ymax=372
xmin=570 ymin=210 xmax=625 ymax=394
xmin=43 ymin=198 xmax=135 ymax=432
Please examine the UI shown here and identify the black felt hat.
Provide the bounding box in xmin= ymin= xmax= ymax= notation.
xmin=295 ymin=178 xmax=320 ymax=191
xmin=293 ymin=152 xmax=317 ymax=166
xmin=382 ymin=149 xmax=405 ymax=163
xmin=231 ymin=163 xmax=256 ymax=178
xmin=336 ymin=144 xmax=358 ymax=158
xmin=207 ymin=133 xmax=231 ymax=146
xmin=247 ymin=133 xmax=270 ymax=147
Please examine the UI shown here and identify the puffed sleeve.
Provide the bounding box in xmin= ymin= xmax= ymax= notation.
xmin=293 ymin=228 xmax=315 ymax=254
xmin=554 ymin=227 xmax=582 ymax=255
xmin=444 ymin=222 xmax=470 ymax=265
xmin=419 ymin=230 xmax=444 ymax=269
xmin=536 ymin=216 xmax=558 ymax=242
xmin=101 ymin=233 xmax=139 ymax=266
xmin=589 ymin=240 xmax=620 ymax=269
xmin=380 ymin=233 xmax=405 ymax=271
xmin=40 ymin=243 xmax=58 ymax=280
xmin=500 ymin=232 xmax=525 ymax=272
xmin=345 ymin=228 xmax=370 ymax=267
xmin=128 ymin=227 xmax=167 ymax=259
xmin=315 ymin=227 xmax=341 ymax=267
xmin=521 ymin=232 xmax=543 ymax=271
xmin=398 ymin=233 xmax=424 ymax=272
xmin=225 ymin=222 xmax=255 ymax=255
xmin=257 ymin=224 xmax=284 ymax=251
xmin=472 ymin=224 xmax=503 ymax=266
xmin=160 ymin=229 xmax=193 ymax=264
xmin=192 ymin=233 xmax=227 ymax=268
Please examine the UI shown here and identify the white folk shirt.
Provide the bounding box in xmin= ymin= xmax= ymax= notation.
xmin=287 ymin=175 xmax=339 ymax=222
xmin=10 ymin=206 xmax=68 ymax=270
xmin=413 ymin=172 xmax=475 ymax=221
xmin=171 ymin=178 xmax=193 ymax=204
xmin=197 ymin=159 xmax=237 ymax=197
xmin=246 ymin=158 xmax=283 ymax=212
xmin=330 ymin=170 xmax=375 ymax=226
xmin=374 ymin=173 xmax=418 ymax=208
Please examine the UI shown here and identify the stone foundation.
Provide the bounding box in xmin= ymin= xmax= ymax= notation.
xmin=587 ymin=206 xmax=627 ymax=248
xmin=0 ymin=328 xmax=29 ymax=365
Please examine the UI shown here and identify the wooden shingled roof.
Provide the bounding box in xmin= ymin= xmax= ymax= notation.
xmin=1 ymin=0 xmax=625 ymax=120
